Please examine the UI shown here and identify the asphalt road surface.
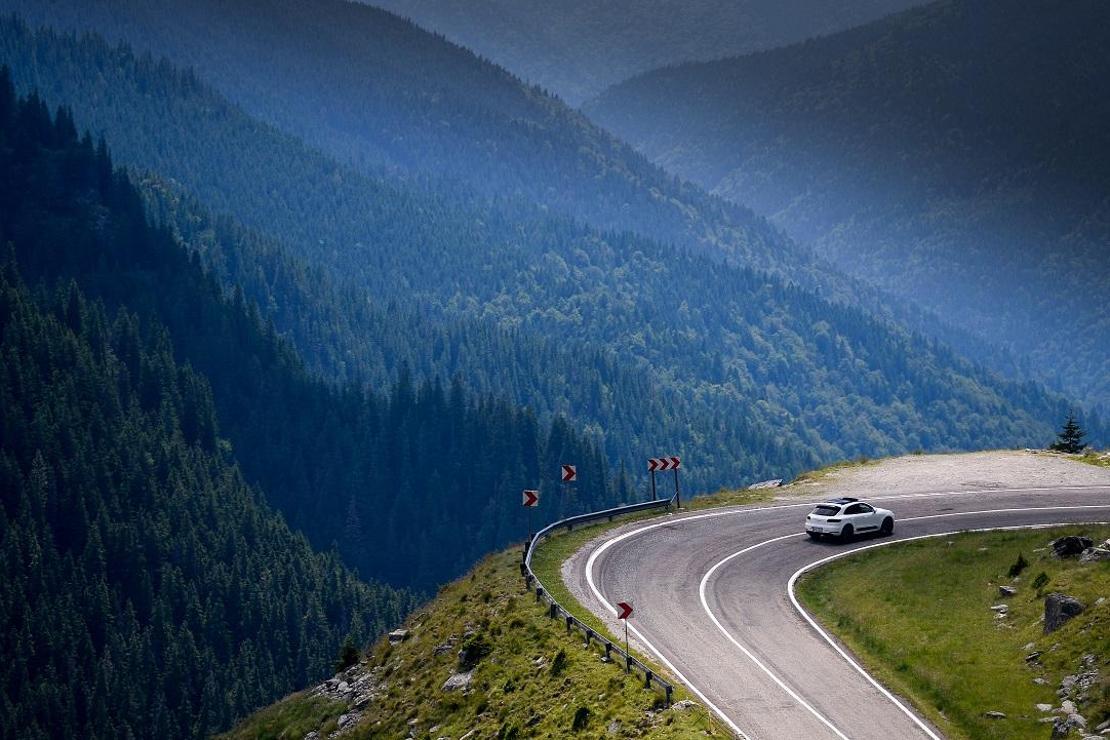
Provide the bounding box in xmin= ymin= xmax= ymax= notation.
xmin=568 ymin=482 xmax=1110 ymax=739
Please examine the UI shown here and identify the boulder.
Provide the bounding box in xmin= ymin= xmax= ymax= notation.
xmin=990 ymin=604 xmax=1009 ymax=613
xmin=442 ymin=671 xmax=473 ymax=692
xmin=999 ymin=585 xmax=1018 ymax=597
xmin=1044 ymin=594 xmax=1085 ymax=633
xmin=388 ymin=629 xmax=409 ymax=644
xmin=984 ymin=711 xmax=1007 ymax=719
xmin=1036 ymin=704 xmax=1054 ymax=712
xmin=1079 ymin=546 xmax=1110 ymax=563
xmin=1053 ymin=536 xmax=1094 ymax=558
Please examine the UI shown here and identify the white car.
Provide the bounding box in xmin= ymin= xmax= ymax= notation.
xmin=805 ymin=498 xmax=894 ymax=540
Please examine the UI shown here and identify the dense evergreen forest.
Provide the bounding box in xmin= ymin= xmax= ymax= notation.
xmin=586 ymin=0 xmax=1110 ymax=411
xmin=369 ymin=0 xmax=922 ymax=104
xmin=0 ymin=85 xmax=418 ymax=737
xmin=0 ymin=71 xmax=623 ymax=592
xmin=0 ymin=18 xmax=1098 ymax=501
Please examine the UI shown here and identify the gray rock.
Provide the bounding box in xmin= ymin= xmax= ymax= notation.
xmin=999 ymin=585 xmax=1018 ymax=597
xmin=337 ymin=681 xmax=350 ymax=693
xmin=990 ymin=604 xmax=1009 ymax=612
xmin=432 ymin=641 xmax=454 ymax=656
xmin=1044 ymin=593 xmax=1086 ymax=633
xmin=388 ymin=629 xmax=409 ymax=644
xmin=303 ymin=733 xmax=319 ymax=740
xmin=442 ymin=671 xmax=473 ymax=692
xmin=459 ymin=731 xmax=478 ymax=740
xmin=1069 ymin=713 xmax=1088 ymax=729
xmin=670 ymin=699 xmax=697 ymax=710
xmin=1037 ymin=703 xmax=1054 ymax=712
xmin=1034 ymin=677 xmax=1049 ymax=685
xmin=1025 ymin=651 xmax=1043 ymax=662
xmin=607 ymin=719 xmax=622 ymax=735
xmin=337 ymin=714 xmax=354 ymax=729
xmin=1062 ymin=700 xmax=1077 ymax=714
xmin=1098 ymin=719 xmax=1110 ymax=731
xmin=1079 ymin=546 xmax=1110 ymax=563
xmin=984 ymin=711 xmax=1007 ymax=719
xmin=1053 ymin=536 xmax=1094 ymax=558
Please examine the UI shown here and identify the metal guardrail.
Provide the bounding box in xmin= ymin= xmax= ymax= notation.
xmin=520 ymin=496 xmax=677 ymax=706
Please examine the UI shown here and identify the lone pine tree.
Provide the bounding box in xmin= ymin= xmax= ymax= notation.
xmin=1049 ymin=412 xmax=1087 ymax=454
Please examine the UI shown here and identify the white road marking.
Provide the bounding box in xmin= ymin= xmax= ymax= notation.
xmin=583 ymin=489 xmax=1110 ymax=739
xmin=699 ymin=534 xmax=852 ymax=740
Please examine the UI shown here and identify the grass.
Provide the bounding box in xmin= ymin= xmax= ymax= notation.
xmin=790 ymin=455 xmax=881 ymax=484
xmin=796 ymin=526 xmax=1110 ymax=739
xmin=1074 ymin=449 xmax=1110 ymax=468
xmin=223 ymin=547 xmax=722 ymax=739
xmin=219 ymin=695 xmax=347 ymax=739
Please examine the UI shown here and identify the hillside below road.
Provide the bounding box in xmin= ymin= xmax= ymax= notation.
xmin=563 ymin=452 xmax=1110 ymax=739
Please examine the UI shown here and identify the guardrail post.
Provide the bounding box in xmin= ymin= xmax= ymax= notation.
xmin=549 ymin=603 xmax=558 ymax=619
xmin=625 ymin=654 xmax=631 ymax=674
xmin=584 ymin=629 xmax=593 ymax=647
xmin=519 ymin=562 xmax=526 ymax=577
xmin=604 ymin=642 xmax=612 ymax=661
xmin=644 ymin=669 xmax=653 ymax=689
xmin=664 ymin=685 xmax=673 ymax=708
xmin=565 ymin=615 xmax=573 ymax=634
xmin=535 ymin=586 xmax=543 ymax=602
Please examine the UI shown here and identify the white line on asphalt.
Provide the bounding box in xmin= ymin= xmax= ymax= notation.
xmin=699 ymin=534 xmax=852 ymax=740
xmin=584 ymin=490 xmax=1110 ymax=738
xmin=784 ymin=514 xmax=1110 ymax=740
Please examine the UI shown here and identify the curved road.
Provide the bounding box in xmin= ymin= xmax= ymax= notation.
xmin=567 ymin=484 xmax=1110 ymax=739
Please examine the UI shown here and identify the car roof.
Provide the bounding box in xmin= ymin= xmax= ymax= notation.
xmin=823 ymin=497 xmax=859 ymax=505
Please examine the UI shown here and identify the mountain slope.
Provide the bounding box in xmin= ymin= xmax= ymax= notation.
xmin=1 ymin=18 xmax=1102 ymax=493
xmin=367 ymin=0 xmax=923 ymax=105
xmin=0 ymin=0 xmax=853 ymax=293
xmin=0 ymin=89 xmax=416 ymax=738
xmin=0 ymin=66 xmax=623 ymax=593
xmin=586 ymin=0 xmax=1110 ymax=410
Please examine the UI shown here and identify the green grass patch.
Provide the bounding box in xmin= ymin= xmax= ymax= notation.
xmin=796 ymin=526 xmax=1110 ymax=739
xmin=218 ymin=694 xmax=346 ymax=740
xmin=790 ymin=455 xmax=881 ymax=484
xmin=1074 ymin=449 xmax=1110 ymax=468
xmin=225 ymin=547 xmax=722 ymax=739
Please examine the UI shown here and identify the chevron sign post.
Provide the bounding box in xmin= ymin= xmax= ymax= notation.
xmin=561 ymin=464 xmax=577 ymax=483
xmin=522 ymin=488 xmax=539 ymax=547
xmin=647 ymin=457 xmax=682 ymax=506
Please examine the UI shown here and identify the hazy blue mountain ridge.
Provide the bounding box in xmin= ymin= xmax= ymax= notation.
xmin=365 ymin=0 xmax=924 ymax=105
xmin=585 ymin=0 xmax=1110 ymax=410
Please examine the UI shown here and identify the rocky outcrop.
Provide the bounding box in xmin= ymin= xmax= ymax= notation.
xmin=1044 ymin=593 xmax=1085 ymax=633
xmin=441 ymin=671 xmax=473 ymax=692
xmin=1078 ymin=538 xmax=1110 ymax=563
xmin=1052 ymin=536 xmax=1094 ymax=558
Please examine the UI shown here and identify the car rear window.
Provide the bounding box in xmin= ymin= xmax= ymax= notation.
xmin=812 ymin=505 xmax=840 ymax=516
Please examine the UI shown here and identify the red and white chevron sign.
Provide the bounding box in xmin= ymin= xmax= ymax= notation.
xmin=648 ymin=456 xmax=681 ymax=472
xmin=561 ymin=464 xmax=577 ymax=483
xmin=522 ymin=489 xmax=539 ymax=507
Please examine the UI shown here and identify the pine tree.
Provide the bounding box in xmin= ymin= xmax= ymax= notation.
xmin=1049 ymin=412 xmax=1087 ymax=454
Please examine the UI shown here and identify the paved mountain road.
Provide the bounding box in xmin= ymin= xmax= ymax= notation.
xmin=564 ymin=464 xmax=1110 ymax=739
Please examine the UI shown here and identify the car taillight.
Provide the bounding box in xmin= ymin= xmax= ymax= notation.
xmin=827 ymin=518 xmax=841 ymax=523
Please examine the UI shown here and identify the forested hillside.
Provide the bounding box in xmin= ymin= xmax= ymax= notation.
xmin=0 ymin=0 xmax=850 ymax=293
xmin=0 ymin=86 xmax=417 ymax=737
xmin=586 ymin=0 xmax=1110 ymax=410
xmin=0 ymin=18 xmax=1100 ymax=498
xmin=0 ymin=71 xmax=623 ymax=596
xmin=368 ymin=0 xmax=922 ymax=104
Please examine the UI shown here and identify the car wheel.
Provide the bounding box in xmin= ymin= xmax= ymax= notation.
xmin=840 ymin=524 xmax=854 ymax=542
xmin=880 ymin=517 xmax=894 ymax=536
xmin=807 ymin=531 xmax=821 ymax=540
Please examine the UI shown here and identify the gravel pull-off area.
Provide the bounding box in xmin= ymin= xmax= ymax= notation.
xmin=787 ymin=450 xmax=1110 ymax=499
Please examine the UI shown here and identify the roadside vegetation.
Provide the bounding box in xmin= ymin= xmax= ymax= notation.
xmin=797 ymin=526 xmax=1110 ymax=739
xmin=223 ymin=547 xmax=720 ymax=739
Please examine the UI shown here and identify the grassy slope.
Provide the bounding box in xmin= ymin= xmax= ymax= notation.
xmin=797 ymin=526 xmax=1110 ymax=739
xmin=223 ymin=547 xmax=721 ymax=739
